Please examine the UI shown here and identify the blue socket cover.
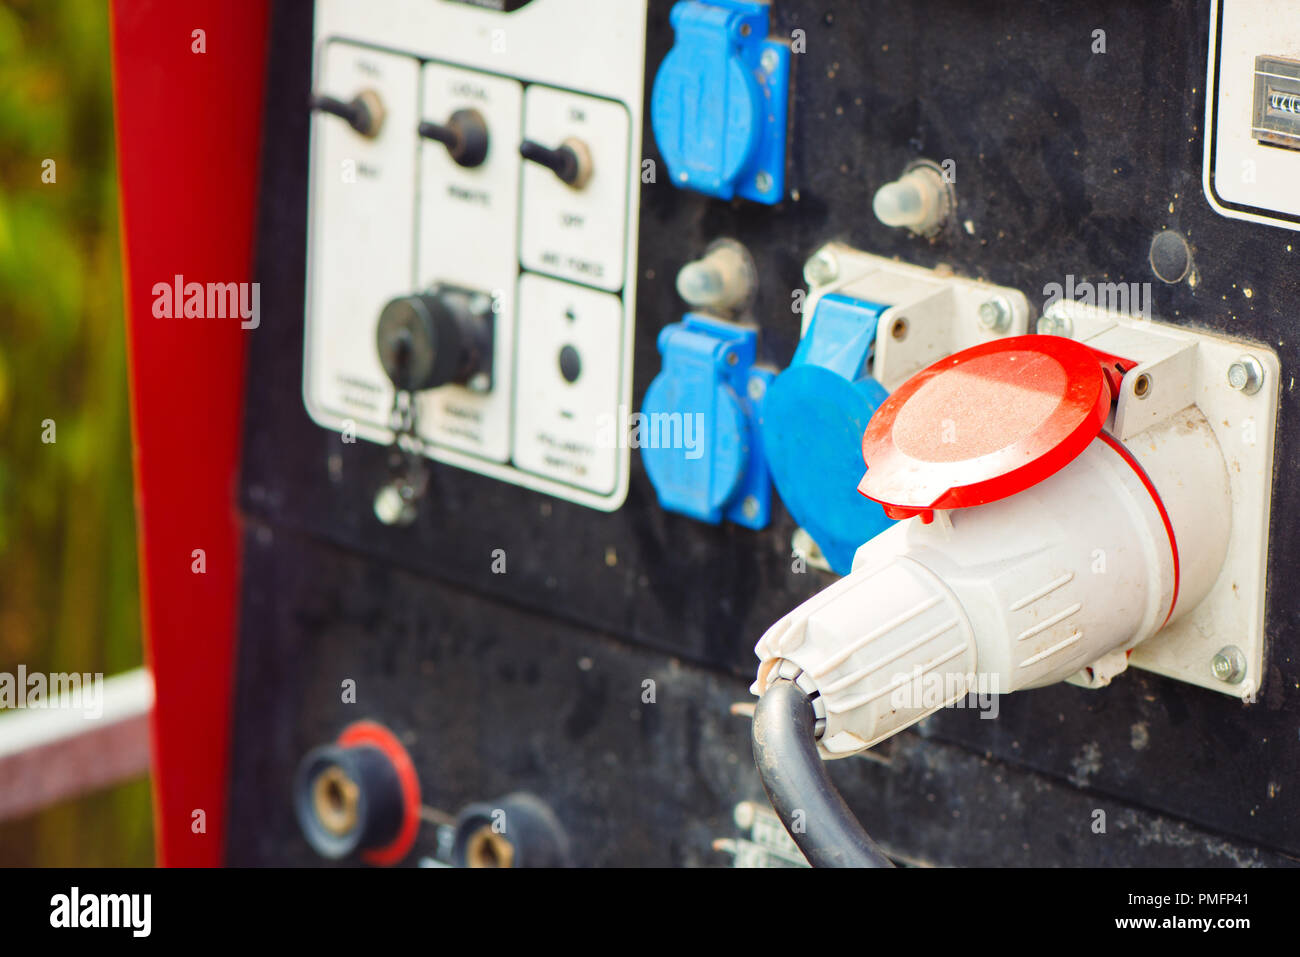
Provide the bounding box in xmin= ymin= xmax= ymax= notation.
xmin=641 ymin=314 xmax=774 ymax=528
xmin=650 ymin=0 xmax=791 ymax=204
xmin=759 ymin=293 xmax=895 ymax=573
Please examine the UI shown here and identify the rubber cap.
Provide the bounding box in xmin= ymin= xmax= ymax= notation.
xmin=859 ymin=335 xmax=1132 ymax=520
xmin=763 ymin=365 xmax=891 ymax=572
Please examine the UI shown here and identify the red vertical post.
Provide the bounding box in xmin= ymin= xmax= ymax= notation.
xmin=110 ymin=0 xmax=270 ymax=866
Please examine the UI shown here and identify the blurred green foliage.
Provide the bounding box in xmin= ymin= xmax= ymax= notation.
xmin=0 ymin=0 xmax=153 ymax=865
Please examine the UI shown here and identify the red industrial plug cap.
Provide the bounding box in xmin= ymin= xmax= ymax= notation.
xmin=859 ymin=335 xmax=1136 ymax=521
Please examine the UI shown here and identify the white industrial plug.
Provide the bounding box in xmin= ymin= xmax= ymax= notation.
xmin=752 ymin=329 xmax=1266 ymax=757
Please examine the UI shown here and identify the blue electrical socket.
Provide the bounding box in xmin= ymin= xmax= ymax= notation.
xmin=650 ymin=0 xmax=791 ymax=204
xmin=640 ymin=314 xmax=775 ymax=528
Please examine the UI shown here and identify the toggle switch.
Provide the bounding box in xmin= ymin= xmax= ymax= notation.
xmin=418 ymin=108 xmax=489 ymax=168
xmin=375 ymin=285 xmax=494 ymax=393
xmin=309 ymin=89 xmax=386 ymax=138
xmin=519 ymin=137 xmax=593 ymax=189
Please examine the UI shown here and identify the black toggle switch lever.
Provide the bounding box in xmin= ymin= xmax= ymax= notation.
xmin=309 ymin=90 xmax=386 ymax=138
xmin=419 ymin=109 xmax=490 ymax=168
xmin=520 ymin=137 xmax=593 ymax=189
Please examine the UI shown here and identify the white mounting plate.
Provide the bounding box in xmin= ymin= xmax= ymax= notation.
xmin=801 ymin=243 xmax=1032 ymax=391
xmin=1203 ymin=0 xmax=1300 ymax=231
xmin=1044 ymin=301 xmax=1280 ymax=699
xmin=302 ymin=0 xmax=647 ymax=511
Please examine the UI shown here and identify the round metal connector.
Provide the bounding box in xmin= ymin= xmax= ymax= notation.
xmin=464 ymin=825 xmax=516 ymax=868
xmin=451 ymin=793 xmax=570 ymax=868
xmin=312 ymin=765 xmax=361 ymax=837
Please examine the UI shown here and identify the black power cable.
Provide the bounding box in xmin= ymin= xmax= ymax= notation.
xmin=752 ymin=679 xmax=895 ymax=868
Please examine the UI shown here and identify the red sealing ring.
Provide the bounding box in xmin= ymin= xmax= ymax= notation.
xmin=337 ymin=720 xmax=421 ymax=867
xmin=859 ymin=335 xmax=1136 ymax=521
xmin=1097 ymin=431 xmax=1181 ymax=625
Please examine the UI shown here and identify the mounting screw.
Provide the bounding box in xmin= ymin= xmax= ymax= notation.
xmin=754 ymin=170 xmax=773 ymax=194
xmin=978 ymin=296 xmax=1013 ymax=333
xmin=1211 ymin=646 xmax=1247 ymax=684
xmin=1227 ymin=355 xmax=1264 ymax=395
xmin=741 ymin=495 xmax=760 ymax=520
xmin=803 ymin=247 xmax=839 ymax=287
xmin=1036 ymin=306 xmax=1073 ymax=338
xmin=760 ymin=48 xmax=780 ymax=74
xmin=747 ymin=376 xmax=767 ymax=401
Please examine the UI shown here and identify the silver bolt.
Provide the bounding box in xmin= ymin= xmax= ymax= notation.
xmin=978 ymin=296 xmax=1012 ymax=333
xmin=733 ymin=801 xmax=756 ymax=830
xmin=741 ymin=495 xmax=761 ymax=520
xmin=1227 ymin=355 xmax=1264 ymax=395
xmin=803 ymin=247 xmax=839 ymax=287
xmin=1211 ymin=646 xmax=1247 ymax=684
xmin=754 ymin=170 xmax=773 ymax=194
xmin=747 ymin=376 xmax=766 ymax=401
xmin=1036 ymin=306 xmax=1073 ymax=338
xmin=760 ymin=48 xmax=780 ymax=73
xmin=374 ymin=481 xmax=418 ymax=526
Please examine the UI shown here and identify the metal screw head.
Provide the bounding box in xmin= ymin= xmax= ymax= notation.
xmin=1227 ymin=355 xmax=1264 ymax=395
xmin=1211 ymin=645 xmax=1247 ymax=684
xmin=1036 ymin=306 xmax=1073 ymax=338
xmin=747 ymin=375 xmax=767 ymax=401
xmin=760 ymin=48 xmax=780 ymax=74
xmin=754 ymin=170 xmax=773 ymax=194
xmin=978 ymin=296 xmax=1012 ymax=333
xmin=741 ymin=495 xmax=760 ymax=520
xmin=803 ymin=247 xmax=839 ymax=287
xmin=374 ymin=481 xmax=418 ymax=526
